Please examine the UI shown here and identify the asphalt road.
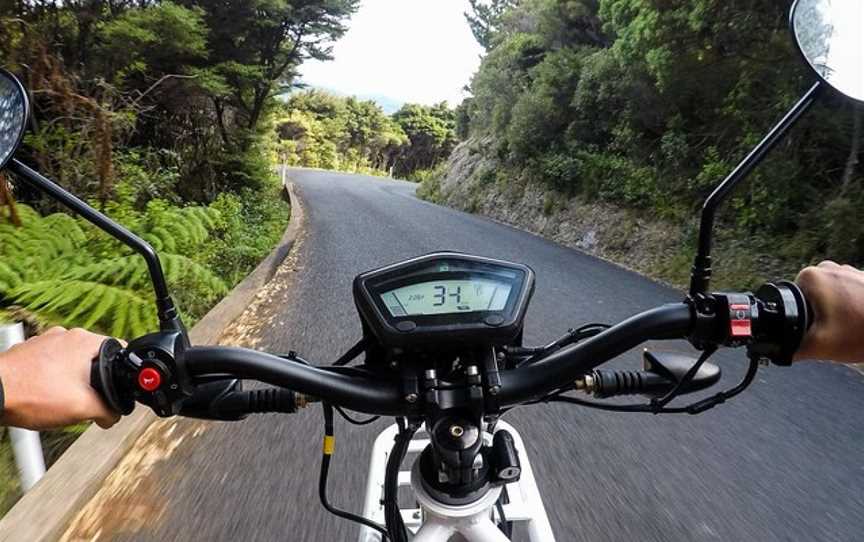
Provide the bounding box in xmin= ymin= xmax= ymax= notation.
xmin=104 ymin=169 xmax=864 ymax=541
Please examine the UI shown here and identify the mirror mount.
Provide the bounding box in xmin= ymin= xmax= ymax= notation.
xmin=7 ymin=158 xmax=185 ymax=336
xmin=688 ymin=81 xmax=825 ymax=297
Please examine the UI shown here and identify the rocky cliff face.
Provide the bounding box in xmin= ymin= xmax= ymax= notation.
xmin=431 ymin=139 xmax=690 ymax=288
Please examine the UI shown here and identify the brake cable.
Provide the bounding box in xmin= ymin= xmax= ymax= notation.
xmin=384 ymin=418 xmax=419 ymax=542
xmin=331 ymin=344 xmax=382 ymax=424
xmin=333 ymin=338 xmax=367 ymax=366
xmin=510 ymin=323 xmax=611 ymax=368
xmin=335 ymin=405 xmax=379 ymax=425
xmin=649 ymin=346 xmax=717 ymax=412
xmin=542 ymin=352 xmax=760 ymax=415
xmin=319 ymin=404 xmax=390 ymax=540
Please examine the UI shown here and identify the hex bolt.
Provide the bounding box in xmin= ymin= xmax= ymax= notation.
xmin=405 ymin=393 xmax=418 ymax=403
xmin=466 ymin=365 xmax=479 ymax=376
xmin=424 ymin=369 xmax=437 ymax=380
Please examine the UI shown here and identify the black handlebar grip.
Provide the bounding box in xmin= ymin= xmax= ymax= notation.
xmin=91 ymin=338 xmax=135 ymax=415
xmin=752 ymin=281 xmax=810 ymax=365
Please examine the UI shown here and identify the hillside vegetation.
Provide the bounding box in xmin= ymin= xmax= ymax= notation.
xmin=276 ymin=90 xmax=458 ymax=179
xmin=0 ymin=0 xmax=361 ymax=334
xmin=422 ymin=0 xmax=863 ymax=287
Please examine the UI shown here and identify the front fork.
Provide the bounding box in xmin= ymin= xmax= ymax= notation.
xmin=359 ymin=421 xmax=555 ymax=542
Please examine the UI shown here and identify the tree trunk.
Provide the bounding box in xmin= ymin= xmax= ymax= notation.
xmin=841 ymin=105 xmax=862 ymax=193
xmin=247 ymin=84 xmax=270 ymax=133
xmin=214 ymin=98 xmax=231 ymax=147
xmin=0 ymin=174 xmax=22 ymax=227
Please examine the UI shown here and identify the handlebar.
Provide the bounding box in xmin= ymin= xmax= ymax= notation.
xmin=497 ymin=303 xmax=693 ymax=404
xmin=92 ymin=282 xmax=809 ymax=419
xmin=184 ymin=347 xmax=406 ymax=416
xmin=174 ymin=303 xmax=692 ymax=415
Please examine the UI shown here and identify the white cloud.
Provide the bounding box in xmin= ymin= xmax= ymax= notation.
xmin=299 ymin=0 xmax=484 ymax=106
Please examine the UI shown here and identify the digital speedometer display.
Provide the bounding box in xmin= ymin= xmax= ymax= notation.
xmin=353 ymin=252 xmax=535 ymax=350
xmin=380 ymin=279 xmax=513 ymax=316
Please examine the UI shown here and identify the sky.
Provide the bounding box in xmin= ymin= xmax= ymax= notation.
xmin=298 ymin=0 xmax=485 ymax=108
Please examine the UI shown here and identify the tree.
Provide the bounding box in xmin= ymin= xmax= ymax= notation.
xmin=465 ymin=0 xmax=517 ymax=51
xmin=392 ymin=103 xmax=458 ymax=177
xmin=188 ymin=0 xmax=360 ymax=150
xmin=276 ymin=90 xmax=408 ymax=173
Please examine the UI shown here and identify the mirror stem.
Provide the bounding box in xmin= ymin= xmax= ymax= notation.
xmin=689 ymin=81 xmax=824 ymax=297
xmin=8 ymin=158 xmax=183 ymax=334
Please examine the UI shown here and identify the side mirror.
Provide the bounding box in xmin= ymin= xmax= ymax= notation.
xmin=0 ymin=69 xmax=29 ymax=171
xmin=792 ymin=0 xmax=864 ymax=104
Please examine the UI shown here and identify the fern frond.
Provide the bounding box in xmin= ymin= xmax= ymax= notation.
xmin=60 ymin=254 xmax=227 ymax=295
xmin=0 ymin=261 xmax=23 ymax=293
xmin=141 ymin=205 xmax=220 ymax=252
xmin=161 ymin=253 xmax=228 ymax=295
xmin=10 ymin=280 xmax=157 ymax=338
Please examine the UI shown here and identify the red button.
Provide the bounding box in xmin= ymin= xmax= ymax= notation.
xmin=731 ymin=320 xmax=752 ymax=337
xmin=138 ymin=367 xmax=162 ymax=391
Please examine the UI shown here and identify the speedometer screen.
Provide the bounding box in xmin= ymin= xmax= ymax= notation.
xmin=380 ymin=279 xmax=513 ymax=316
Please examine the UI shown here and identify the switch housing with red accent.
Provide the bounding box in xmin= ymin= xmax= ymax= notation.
xmin=729 ymin=303 xmax=753 ymax=338
xmin=122 ymin=330 xmax=192 ymax=417
xmin=718 ymin=292 xmax=757 ymax=346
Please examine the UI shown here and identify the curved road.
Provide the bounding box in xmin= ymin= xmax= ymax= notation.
xmin=92 ymin=169 xmax=864 ymax=541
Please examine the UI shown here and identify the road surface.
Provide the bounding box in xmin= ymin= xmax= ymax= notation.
xmin=88 ymin=169 xmax=864 ymax=541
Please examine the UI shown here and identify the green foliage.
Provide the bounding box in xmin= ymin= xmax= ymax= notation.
xmin=459 ymin=0 xmax=864 ymax=268
xmin=465 ymin=0 xmax=517 ymax=51
xmin=0 ymin=201 xmax=230 ymax=339
xmin=203 ymin=181 xmax=289 ymax=286
xmin=4 ymin=0 xmax=360 ymax=202
xmin=392 ymin=103 xmax=458 ymax=178
xmin=415 ymin=166 xmax=447 ymax=203
xmin=277 ymin=91 xmax=408 ymax=174
xmin=98 ymin=2 xmax=208 ymax=79
xmin=0 ymin=0 xmax=302 ymax=513
xmin=186 ymin=0 xmax=359 ymax=139
xmin=0 ymin=178 xmax=287 ymax=338
xmin=276 ymin=91 xmax=460 ymax=179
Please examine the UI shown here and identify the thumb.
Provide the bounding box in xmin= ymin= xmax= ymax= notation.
xmin=94 ymin=412 xmax=121 ymax=429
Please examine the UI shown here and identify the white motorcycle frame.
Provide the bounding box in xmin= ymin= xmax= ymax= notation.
xmin=359 ymin=420 xmax=555 ymax=541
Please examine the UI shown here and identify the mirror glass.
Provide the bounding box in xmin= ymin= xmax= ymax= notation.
xmin=0 ymin=70 xmax=28 ymax=169
xmin=792 ymin=0 xmax=864 ymax=103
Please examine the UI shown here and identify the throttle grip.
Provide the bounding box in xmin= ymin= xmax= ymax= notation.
xmin=751 ymin=280 xmax=810 ymax=365
xmin=90 ymin=338 xmax=135 ymax=415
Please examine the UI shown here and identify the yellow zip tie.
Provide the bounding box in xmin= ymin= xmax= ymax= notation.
xmin=323 ymin=435 xmax=335 ymax=455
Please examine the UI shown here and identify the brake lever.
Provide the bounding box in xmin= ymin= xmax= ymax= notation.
xmin=649 ymin=346 xmax=717 ymax=411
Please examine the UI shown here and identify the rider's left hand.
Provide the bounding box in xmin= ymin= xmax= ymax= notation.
xmin=0 ymin=327 xmax=121 ymax=430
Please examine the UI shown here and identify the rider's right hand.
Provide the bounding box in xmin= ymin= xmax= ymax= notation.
xmin=795 ymin=261 xmax=864 ymax=363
